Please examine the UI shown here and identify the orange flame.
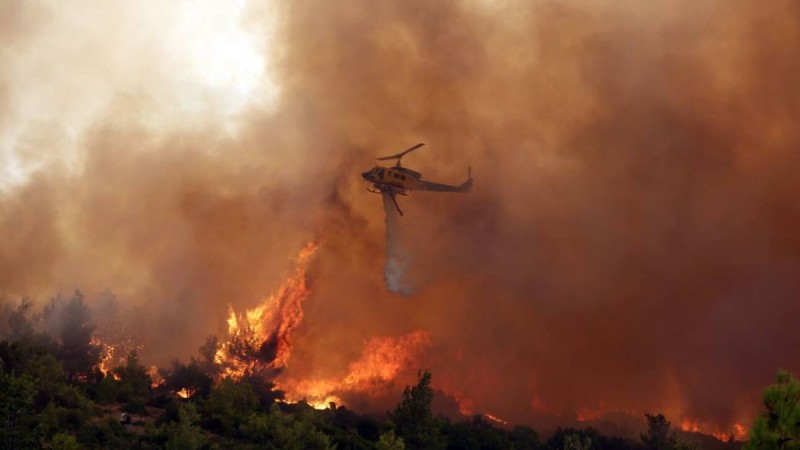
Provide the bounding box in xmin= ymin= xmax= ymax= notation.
xmin=91 ymin=336 xmax=115 ymax=376
xmin=484 ymin=413 xmax=508 ymax=425
xmin=678 ymin=416 xmax=745 ymax=442
xmin=279 ymin=330 xmax=432 ymax=406
xmin=214 ymin=241 xmax=318 ymax=379
xmin=147 ymin=366 xmax=164 ymax=389
xmin=176 ymin=388 xmax=193 ymax=399
xmin=734 ymin=423 xmax=748 ymax=440
xmin=341 ymin=330 xmax=432 ymax=390
xmin=91 ymin=335 xmax=146 ymax=381
xmin=679 ymin=419 xmax=701 ymax=433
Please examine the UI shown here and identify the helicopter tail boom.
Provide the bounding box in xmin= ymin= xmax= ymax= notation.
xmin=417 ymin=167 xmax=473 ymax=193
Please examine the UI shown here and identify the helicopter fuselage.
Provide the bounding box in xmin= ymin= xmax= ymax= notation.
xmin=361 ymin=165 xmax=471 ymax=194
xmin=361 ymin=165 xmax=422 ymax=194
xmin=361 ymin=143 xmax=472 ymax=216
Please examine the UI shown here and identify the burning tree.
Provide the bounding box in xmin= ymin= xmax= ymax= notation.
xmin=214 ymin=241 xmax=318 ymax=381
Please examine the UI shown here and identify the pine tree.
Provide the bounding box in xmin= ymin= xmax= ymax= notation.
xmin=745 ymin=370 xmax=800 ymax=450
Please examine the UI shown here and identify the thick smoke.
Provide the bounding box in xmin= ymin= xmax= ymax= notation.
xmin=382 ymin=192 xmax=414 ymax=296
xmin=2 ymin=0 xmax=800 ymax=435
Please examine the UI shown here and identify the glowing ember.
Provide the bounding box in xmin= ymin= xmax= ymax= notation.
xmin=484 ymin=413 xmax=508 ymax=425
xmin=147 ymin=366 xmax=165 ymax=389
xmin=176 ymin=388 xmax=193 ymax=399
xmin=734 ymin=423 xmax=747 ymax=440
xmin=308 ymin=398 xmax=339 ymax=410
xmin=90 ymin=334 xmax=146 ymax=380
xmin=279 ymin=330 xmax=432 ymax=406
xmin=679 ymin=419 xmax=700 ymax=433
xmin=677 ymin=416 xmax=746 ymax=442
xmin=91 ymin=337 xmax=115 ymax=376
xmin=214 ymin=241 xmax=318 ymax=379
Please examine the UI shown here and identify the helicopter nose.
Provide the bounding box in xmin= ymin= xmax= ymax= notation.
xmin=361 ymin=171 xmax=372 ymax=180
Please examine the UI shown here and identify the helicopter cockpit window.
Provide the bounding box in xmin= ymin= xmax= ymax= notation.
xmin=378 ymin=169 xmax=385 ymax=179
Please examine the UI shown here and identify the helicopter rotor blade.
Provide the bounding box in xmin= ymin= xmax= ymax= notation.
xmin=376 ymin=143 xmax=425 ymax=161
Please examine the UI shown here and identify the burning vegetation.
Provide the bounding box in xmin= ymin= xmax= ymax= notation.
xmin=0 ymin=247 xmax=773 ymax=448
xmin=213 ymin=241 xmax=319 ymax=380
xmin=2 ymin=0 xmax=800 ymax=448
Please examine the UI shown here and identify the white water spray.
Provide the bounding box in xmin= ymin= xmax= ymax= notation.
xmin=382 ymin=193 xmax=414 ymax=296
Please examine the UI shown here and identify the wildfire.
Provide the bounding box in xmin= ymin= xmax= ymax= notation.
xmin=91 ymin=336 xmax=116 ymax=377
xmin=734 ymin=423 xmax=748 ymax=440
xmin=279 ymin=330 xmax=432 ymax=406
xmin=573 ymin=408 xmax=747 ymax=442
xmin=341 ymin=330 xmax=432 ymax=390
xmin=679 ymin=419 xmax=700 ymax=433
xmin=678 ymin=416 xmax=746 ymax=442
xmin=484 ymin=413 xmax=508 ymax=425
xmin=214 ymin=241 xmax=318 ymax=379
xmin=91 ymin=334 xmax=145 ymax=380
xmin=176 ymin=388 xmax=193 ymax=399
xmin=452 ymin=392 xmax=474 ymax=416
xmin=147 ymin=366 xmax=165 ymax=389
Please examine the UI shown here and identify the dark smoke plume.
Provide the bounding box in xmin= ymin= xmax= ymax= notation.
xmin=1 ymin=0 xmax=800 ymax=435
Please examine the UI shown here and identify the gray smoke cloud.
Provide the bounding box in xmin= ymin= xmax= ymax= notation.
xmin=1 ymin=0 xmax=799 ymax=437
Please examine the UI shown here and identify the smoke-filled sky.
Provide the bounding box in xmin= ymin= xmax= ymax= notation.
xmin=2 ymin=0 xmax=799 ymax=434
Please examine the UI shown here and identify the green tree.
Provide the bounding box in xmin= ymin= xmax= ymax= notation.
xmin=638 ymin=413 xmax=699 ymax=450
xmin=51 ymin=291 xmax=101 ymax=381
xmin=197 ymin=334 xmax=221 ymax=379
xmin=509 ymin=425 xmax=540 ymax=450
xmin=239 ymin=403 xmax=334 ymax=449
xmin=112 ymin=350 xmax=152 ymax=413
xmin=49 ymin=432 xmax=81 ymax=450
xmin=442 ymin=415 xmax=512 ymax=450
xmin=377 ymin=429 xmax=405 ymax=450
xmin=390 ymin=369 xmax=445 ymax=450
xmin=563 ymin=433 xmax=591 ymax=450
xmin=0 ymin=373 xmax=37 ymax=449
xmin=164 ymin=403 xmax=207 ymax=450
xmin=642 ymin=413 xmax=677 ymax=450
xmin=24 ymin=353 xmax=65 ymax=407
xmin=202 ymin=377 xmax=260 ymax=435
xmin=745 ymin=370 xmax=800 ymax=450
xmin=164 ymin=359 xmax=213 ymax=399
xmin=1 ymin=298 xmax=34 ymax=340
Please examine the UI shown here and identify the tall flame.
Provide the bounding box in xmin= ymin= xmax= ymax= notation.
xmin=214 ymin=241 xmax=319 ymax=379
xmin=90 ymin=335 xmax=145 ymax=381
xmin=91 ymin=336 xmax=116 ymax=377
xmin=147 ymin=365 xmax=165 ymax=389
xmin=279 ymin=330 xmax=432 ymax=409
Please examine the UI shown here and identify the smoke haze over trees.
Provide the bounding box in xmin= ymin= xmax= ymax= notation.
xmin=0 ymin=300 xmax=747 ymax=448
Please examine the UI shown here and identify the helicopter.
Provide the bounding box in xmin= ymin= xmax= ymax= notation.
xmin=361 ymin=143 xmax=473 ymax=216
